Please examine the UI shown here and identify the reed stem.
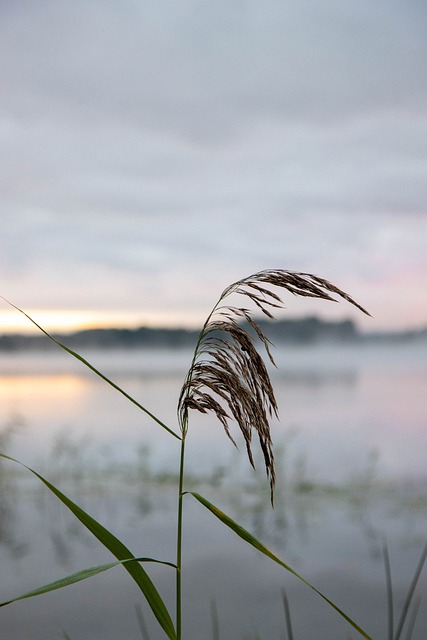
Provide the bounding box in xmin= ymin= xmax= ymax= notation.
xmin=176 ymin=428 xmax=187 ymax=640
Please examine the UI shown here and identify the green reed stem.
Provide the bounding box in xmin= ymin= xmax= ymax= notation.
xmin=174 ymin=288 xmax=234 ymax=639
xmin=176 ymin=427 xmax=187 ymax=640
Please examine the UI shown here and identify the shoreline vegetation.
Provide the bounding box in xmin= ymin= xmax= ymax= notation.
xmin=1 ymin=315 xmax=426 ymax=352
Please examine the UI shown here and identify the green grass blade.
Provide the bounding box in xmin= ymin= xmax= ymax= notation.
xmin=187 ymin=492 xmax=372 ymax=640
xmin=0 ymin=558 xmax=176 ymax=607
xmin=403 ymin=596 xmax=421 ymax=640
xmin=0 ymin=298 xmax=181 ymax=441
xmin=0 ymin=454 xmax=176 ymax=640
xmin=382 ymin=541 xmax=394 ymax=640
xmin=394 ymin=542 xmax=427 ymax=640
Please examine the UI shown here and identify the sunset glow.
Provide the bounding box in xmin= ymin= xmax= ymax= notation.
xmin=0 ymin=308 xmax=205 ymax=335
xmin=0 ymin=310 xmax=144 ymax=335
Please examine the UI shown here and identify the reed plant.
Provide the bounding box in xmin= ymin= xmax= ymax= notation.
xmin=1 ymin=269 xmax=373 ymax=639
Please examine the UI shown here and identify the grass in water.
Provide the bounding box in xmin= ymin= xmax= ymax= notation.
xmin=0 ymin=269 xmax=376 ymax=639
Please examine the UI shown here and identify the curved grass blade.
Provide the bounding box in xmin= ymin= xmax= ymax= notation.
xmin=394 ymin=542 xmax=427 ymax=640
xmin=187 ymin=492 xmax=372 ymax=640
xmin=0 ymin=454 xmax=176 ymax=640
xmin=0 ymin=298 xmax=180 ymax=441
xmin=382 ymin=541 xmax=394 ymax=640
xmin=403 ymin=596 xmax=421 ymax=640
xmin=0 ymin=557 xmax=176 ymax=607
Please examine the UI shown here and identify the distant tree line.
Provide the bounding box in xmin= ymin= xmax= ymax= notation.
xmin=0 ymin=316 xmax=425 ymax=352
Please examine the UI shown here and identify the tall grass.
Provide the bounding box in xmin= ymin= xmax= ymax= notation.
xmin=1 ymin=269 xmax=373 ymax=639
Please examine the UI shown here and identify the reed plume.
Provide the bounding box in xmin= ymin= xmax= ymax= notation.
xmin=178 ymin=269 xmax=370 ymax=503
xmin=1 ymin=271 xmax=375 ymax=640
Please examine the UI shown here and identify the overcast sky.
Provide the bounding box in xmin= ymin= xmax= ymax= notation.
xmin=1 ymin=0 xmax=426 ymax=332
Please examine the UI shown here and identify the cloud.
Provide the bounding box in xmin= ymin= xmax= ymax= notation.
xmin=0 ymin=1 xmax=426 ymax=330
xmin=2 ymin=0 xmax=426 ymax=133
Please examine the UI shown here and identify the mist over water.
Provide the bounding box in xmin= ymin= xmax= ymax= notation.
xmin=0 ymin=340 xmax=426 ymax=638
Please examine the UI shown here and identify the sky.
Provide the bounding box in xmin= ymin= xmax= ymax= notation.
xmin=1 ymin=0 xmax=426 ymax=334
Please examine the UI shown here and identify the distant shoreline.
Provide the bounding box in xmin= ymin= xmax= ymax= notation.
xmin=1 ymin=316 xmax=426 ymax=352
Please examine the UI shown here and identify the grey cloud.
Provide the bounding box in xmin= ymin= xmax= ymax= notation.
xmin=1 ymin=0 xmax=426 ymax=140
xmin=1 ymin=1 xmax=426 ymax=329
xmin=2 ymin=108 xmax=426 ymax=221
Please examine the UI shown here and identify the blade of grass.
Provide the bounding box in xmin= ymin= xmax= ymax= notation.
xmin=0 ymin=557 xmax=176 ymax=607
xmin=281 ymin=587 xmax=294 ymax=640
xmin=210 ymin=597 xmax=220 ymax=640
xmin=187 ymin=492 xmax=372 ymax=640
xmin=0 ymin=454 xmax=176 ymax=640
xmin=0 ymin=298 xmax=181 ymax=441
xmin=403 ymin=596 xmax=421 ymax=640
xmin=382 ymin=541 xmax=394 ymax=640
xmin=394 ymin=542 xmax=427 ymax=640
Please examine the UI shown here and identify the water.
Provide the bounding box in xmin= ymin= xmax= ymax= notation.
xmin=0 ymin=340 xmax=426 ymax=639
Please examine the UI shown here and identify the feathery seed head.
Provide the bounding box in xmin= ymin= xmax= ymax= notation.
xmin=178 ymin=269 xmax=370 ymax=505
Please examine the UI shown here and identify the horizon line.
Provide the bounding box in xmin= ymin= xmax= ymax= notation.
xmin=1 ymin=314 xmax=426 ymax=339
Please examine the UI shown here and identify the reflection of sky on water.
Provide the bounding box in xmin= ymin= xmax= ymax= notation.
xmin=1 ymin=341 xmax=427 ymax=480
xmin=0 ymin=462 xmax=426 ymax=639
xmin=0 ymin=341 xmax=427 ymax=637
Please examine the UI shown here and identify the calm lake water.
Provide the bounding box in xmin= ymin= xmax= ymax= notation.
xmin=0 ymin=340 xmax=426 ymax=639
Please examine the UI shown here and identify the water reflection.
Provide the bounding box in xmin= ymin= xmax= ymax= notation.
xmin=1 ymin=440 xmax=427 ymax=637
xmin=0 ymin=343 xmax=426 ymax=638
xmin=0 ymin=416 xmax=29 ymax=559
xmin=1 ymin=428 xmax=426 ymax=563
